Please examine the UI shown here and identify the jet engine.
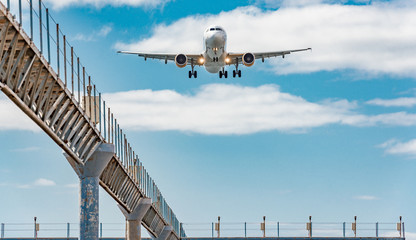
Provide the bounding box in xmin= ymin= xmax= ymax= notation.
xmin=175 ymin=54 xmax=188 ymax=68
xmin=242 ymin=53 xmax=255 ymax=67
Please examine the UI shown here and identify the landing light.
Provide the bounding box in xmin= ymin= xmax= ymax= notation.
xmin=225 ymin=57 xmax=231 ymax=63
xmin=199 ymin=58 xmax=205 ymax=64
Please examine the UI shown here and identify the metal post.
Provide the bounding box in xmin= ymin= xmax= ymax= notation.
xmin=114 ymin=119 xmax=118 ymax=155
xmin=353 ymin=216 xmax=357 ymax=238
xmin=30 ymin=0 xmax=33 ymax=40
xmin=402 ymin=222 xmax=405 ymax=239
xmin=103 ymin=101 xmax=106 ymax=140
xmin=262 ymin=216 xmax=266 ymax=238
xmin=308 ymin=216 xmax=312 ymax=238
xmin=77 ymin=58 xmax=80 ymax=103
xmin=399 ymin=216 xmax=402 ymax=238
xmin=19 ymin=0 xmax=22 ymax=26
xmin=39 ymin=0 xmax=43 ymax=53
xmin=100 ymin=223 xmax=102 ymax=238
xmin=277 ymin=222 xmax=279 ymax=238
xmin=88 ymin=77 xmax=91 ymax=120
xmin=71 ymin=47 xmax=74 ymax=95
xmin=376 ymin=222 xmax=378 ymax=238
xmin=1 ymin=223 xmax=4 ymax=238
xmin=111 ymin=112 xmax=114 ymax=144
xmin=244 ymin=222 xmax=246 ymax=238
xmin=46 ymin=8 xmax=50 ymax=63
xmin=6 ymin=0 xmax=9 ymax=10
xmin=94 ymin=85 xmax=97 ymax=124
xmin=67 ymin=223 xmax=70 ymax=239
xmin=63 ymin=35 xmax=67 ymax=86
xmin=34 ymin=217 xmax=37 ymax=239
xmin=217 ymin=216 xmax=220 ymax=238
xmin=56 ymin=24 xmax=60 ymax=77
xmin=99 ymin=93 xmax=102 ymax=133
xmin=83 ymin=67 xmax=86 ymax=108
xmin=211 ymin=222 xmax=214 ymax=238
xmin=343 ymin=222 xmax=345 ymax=238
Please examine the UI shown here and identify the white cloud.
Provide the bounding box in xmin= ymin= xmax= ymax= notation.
xmin=10 ymin=147 xmax=40 ymax=152
xmin=379 ymin=139 xmax=416 ymax=158
xmin=115 ymin=1 xmax=416 ymax=77
xmin=43 ymin=0 xmax=171 ymax=9
xmin=0 ymin=94 xmax=40 ymax=132
xmin=34 ymin=178 xmax=57 ymax=186
xmin=103 ymin=84 xmax=416 ymax=135
xmin=366 ymin=97 xmax=416 ymax=107
xmin=73 ymin=24 xmax=113 ymax=42
xmin=353 ymin=195 xmax=378 ymax=200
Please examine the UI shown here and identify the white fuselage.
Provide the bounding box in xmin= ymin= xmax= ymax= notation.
xmin=203 ymin=26 xmax=227 ymax=73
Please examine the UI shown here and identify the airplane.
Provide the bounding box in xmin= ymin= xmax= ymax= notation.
xmin=118 ymin=25 xmax=311 ymax=78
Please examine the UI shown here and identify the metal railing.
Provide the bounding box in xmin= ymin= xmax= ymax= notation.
xmin=182 ymin=220 xmax=405 ymax=238
xmin=0 ymin=220 xmax=405 ymax=239
xmin=1 ymin=0 xmax=182 ymax=235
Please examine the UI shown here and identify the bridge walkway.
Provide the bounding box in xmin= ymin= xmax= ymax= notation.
xmin=0 ymin=1 xmax=184 ymax=240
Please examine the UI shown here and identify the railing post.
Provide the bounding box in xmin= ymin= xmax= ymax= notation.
xmin=1 ymin=223 xmax=4 ymax=238
xmin=100 ymin=223 xmax=102 ymax=239
xmin=67 ymin=223 xmax=70 ymax=239
xmin=376 ymin=222 xmax=378 ymax=237
xmin=18 ymin=0 xmax=22 ymax=26
xmin=99 ymin=93 xmax=102 ymax=133
xmin=56 ymin=24 xmax=60 ymax=77
xmin=103 ymin=101 xmax=106 ymax=140
xmin=211 ymin=222 xmax=214 ymax=238
xmin=63 ymin=35 xmax=67 ymax=86
xmin=46 ymin=8 xmax=50 ymax=63
xmin=30 ymin=0 xmax=33 ymax=40
xmin=343 ymin=222 xmax=346 ymax=238
xmin=39 ymin=0 xmax=43 ymax=53
xmin=71 ymin=47 xmax=74 ymax=95
xmin=244 ymin=222 xmax=246 ymax=238
xmin=277 ymin=222 xmax=279 ymax=238
xmin=77 ymin=58 xmax=80 ymax=103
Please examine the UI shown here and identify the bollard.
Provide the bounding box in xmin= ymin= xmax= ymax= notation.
xmin=352 ymin=216 xmax=357 ymax=238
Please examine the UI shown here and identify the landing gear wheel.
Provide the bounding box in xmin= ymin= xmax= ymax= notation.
xmin=233 ymin=70 xmax=236 ymax=78
xmin=224 ymin=71 xmax=228 ymax=78
xmin=194 ymin=71 xmax=197 ymax=78
xmin=188 ymin=71 xmax=192 ymax=78
xmin=238 ymin=70 xmax=241 ymax=77
xmin=219 ymin=71 xmax=223 ymax=78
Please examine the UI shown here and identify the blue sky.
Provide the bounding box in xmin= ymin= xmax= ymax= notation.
xmin=0 ymin=0 xmax=415 ymax=238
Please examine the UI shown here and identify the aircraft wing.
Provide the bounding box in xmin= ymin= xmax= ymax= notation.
xmin=226 ymin=48 xmax=311 ymax=65
xmin=117 ymin=51 xmax=204 ymax=66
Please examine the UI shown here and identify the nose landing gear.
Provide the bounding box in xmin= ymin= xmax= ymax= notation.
xmin=219 ymin=68 xmax=228 ymax=78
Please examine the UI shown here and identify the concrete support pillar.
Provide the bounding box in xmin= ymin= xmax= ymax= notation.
xmin=154 ymin=226 xmax=174 ymax=240
xmin=118 ymin=198 xmax=152 ymax=240
xmin=64 ymin=143 xmax=114 ymax=240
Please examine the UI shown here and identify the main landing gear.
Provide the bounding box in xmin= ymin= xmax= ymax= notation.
xmin=233 ymin=70 xmax=241 ymax=78
xmin=188 ymin=62 xmax=197 ymax=78
xmin=219 ymin=68 xmax=228 ymax=78
xmin=233 ymin=61 xmax=242 ymax=78
xmin=188 ymin=70 xmax=197 ymax=78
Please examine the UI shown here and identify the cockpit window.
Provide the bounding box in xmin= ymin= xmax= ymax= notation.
xmin=215 ymin=28 xmax=222 ymax=31
xmin=210 ymin=28 xmax=215 ymax=31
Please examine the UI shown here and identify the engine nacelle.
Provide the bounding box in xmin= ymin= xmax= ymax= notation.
xmin=242 ymin=53 xmax=255 ymax=67
xmin=175 ymin=54 xmax=188 ymax=68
